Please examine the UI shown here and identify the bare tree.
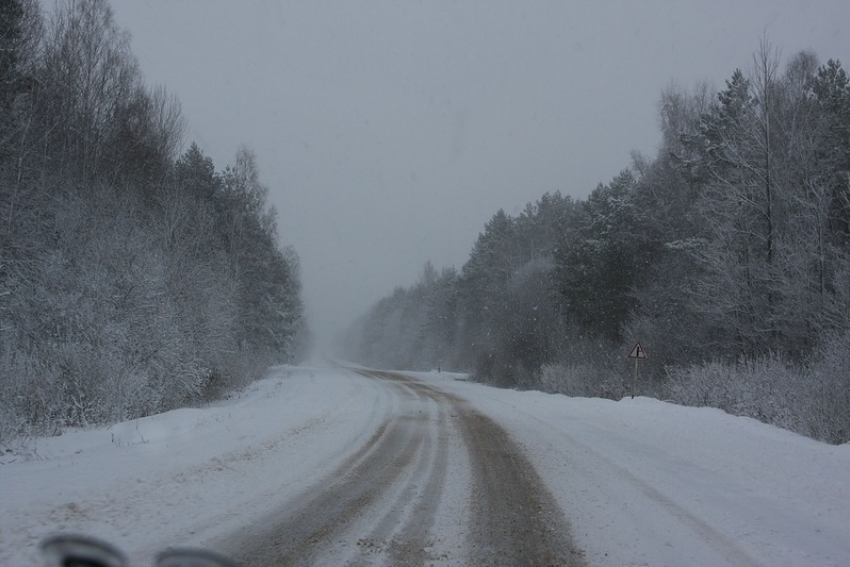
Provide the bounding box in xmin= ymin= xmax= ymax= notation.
xmin=36 ymin=0 xmax=139 ymax=179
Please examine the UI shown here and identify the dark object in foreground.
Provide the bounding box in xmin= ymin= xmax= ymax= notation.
xmin=40 ymin=534 xmax=238 ymax=567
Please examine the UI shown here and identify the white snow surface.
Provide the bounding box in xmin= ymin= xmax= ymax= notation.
xmin=2 ymin=363 xmax=849 ymax=566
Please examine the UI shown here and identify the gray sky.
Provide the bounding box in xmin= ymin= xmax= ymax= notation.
xmin=109 ymin=0 xmax=849 ymax=343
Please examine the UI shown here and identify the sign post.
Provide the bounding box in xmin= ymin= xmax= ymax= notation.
xmin=627 ymin=342 xmax=647 ymax=399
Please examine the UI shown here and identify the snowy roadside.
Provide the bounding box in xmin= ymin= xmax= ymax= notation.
xmin=1 ymin=365 xmax=392 ymax=565
xmin=411 ymin=370 xmax=850 ymax=567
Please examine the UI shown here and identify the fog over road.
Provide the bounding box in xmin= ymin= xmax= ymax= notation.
xmin=222 ymin=369 xmax=585 ymax=566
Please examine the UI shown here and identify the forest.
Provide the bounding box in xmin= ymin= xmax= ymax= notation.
xmin=342 ymin=41 xmax=850 ymax=444
xmin=0 ymin=0 xmax=307 ymax=443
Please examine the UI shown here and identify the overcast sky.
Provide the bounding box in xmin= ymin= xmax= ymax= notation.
xmin=108 ymin=0 xmax=849 ymax=343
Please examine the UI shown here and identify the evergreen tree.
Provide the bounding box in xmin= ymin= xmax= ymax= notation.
xmin=554 ymin=171 xmax=645 ymax=342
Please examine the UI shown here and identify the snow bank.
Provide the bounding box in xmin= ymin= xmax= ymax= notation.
xmin=1 ymin=366 xmax=390 ymax=565
xmin=413 ymin=371 xmax=850 ymax=567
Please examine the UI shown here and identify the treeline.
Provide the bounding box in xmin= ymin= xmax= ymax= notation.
xmin=342 ymin=42 xmax=850 ymax=444
xmin=0 ymin=0 xmax=307 ymax=442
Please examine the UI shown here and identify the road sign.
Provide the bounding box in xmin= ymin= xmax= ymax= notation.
xmin=627 ymin=342 xmax=646 ymax=399
xmin=628 ymin=342 xmax=647 ymax=360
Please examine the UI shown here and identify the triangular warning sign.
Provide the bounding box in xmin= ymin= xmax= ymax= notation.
xmin=628 ymin=341 xmax=647 ymax=359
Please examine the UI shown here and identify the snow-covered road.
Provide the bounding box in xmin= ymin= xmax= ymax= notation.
xmin=3 ymin=364 xmax=849 ymax=566
xmin=220 ymin=368 xmax=581 ymax=565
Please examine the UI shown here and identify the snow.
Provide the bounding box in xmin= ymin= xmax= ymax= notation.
xmin=3 ymin=364 xmax=849 ymax=566
xmin=414 ymin=373 xmax=850 ymax=566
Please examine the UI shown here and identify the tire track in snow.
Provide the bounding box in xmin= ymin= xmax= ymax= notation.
xmin=225 ymin=416 xmax=422 ymax=564
xmin=377 ymin=372 xmax=585 ymax=566
xmin=461 ymin=390 xmax=766 ymax=567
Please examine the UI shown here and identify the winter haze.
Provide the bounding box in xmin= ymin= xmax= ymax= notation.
xmin=109 ymin=0 xmax=850 ymax=342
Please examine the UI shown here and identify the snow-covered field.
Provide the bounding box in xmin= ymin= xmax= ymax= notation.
xmin=2 ymin=363 xmax=849 ymax=566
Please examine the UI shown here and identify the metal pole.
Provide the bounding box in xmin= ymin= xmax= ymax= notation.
xmin=632 ymin=357 xmax=638 ymax=399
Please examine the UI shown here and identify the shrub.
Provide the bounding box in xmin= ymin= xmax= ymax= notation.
xmin=665 ymin=348 xmax=849 ymax=444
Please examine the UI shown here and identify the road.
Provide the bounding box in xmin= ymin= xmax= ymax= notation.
xmin=4 ymin=364 xmax=846 ymax=566
xmin=221 ymin=368 xmax=585 ymax=566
